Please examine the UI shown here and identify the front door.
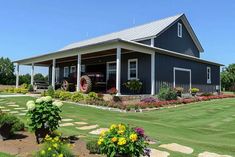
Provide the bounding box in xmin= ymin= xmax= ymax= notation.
xmin=106 ymin=61 xmax=116 ymax=89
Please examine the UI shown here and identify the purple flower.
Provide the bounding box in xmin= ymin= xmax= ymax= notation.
xmin=140 ymin=97 xmax=158 ymax=103
xmin=135 ymin=127 xmax=145 ymax=137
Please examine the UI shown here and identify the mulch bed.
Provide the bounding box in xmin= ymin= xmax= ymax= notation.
xmin=0 ymin=131 xmax=100 ymax=157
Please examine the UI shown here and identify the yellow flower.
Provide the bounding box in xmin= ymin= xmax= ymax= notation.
xmin=48 ymin=147 xmax=52 ymax=151
xmin=54 ymin=136 xmax=59 ymax=142
xmin=45 ymin=134 xmax=52 ymax=141
xmin=40 ymin=150 xmax=46 ymax=155
xmin=118 ymin=124 xmax=126 ymax=131
xmin=117 ymin=137 xmax=126 ymax=145
xmin=100 ymin=130 xmax=107 ymax=137
xmin=52 ymin=154 xmax=56 ymax=157
xmin=111 ymin=137 xmax=118 ymax=142
xmin=129 ymin=133 xmax=138 ymax=142
xmin=97 ymin=138 xmax=104 ymax=145
xmin=110 ymin=124 xmax=117 ymax=130
xmin=58 ymin=154 xmax=63 ymax=157
xmin=118 ymin=130 xmax=125 ymax=135
xmin=53 ymin=143 xmax=58 ymax=148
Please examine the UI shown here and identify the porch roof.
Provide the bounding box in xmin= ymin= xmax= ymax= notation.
xmin=14 ymin=38 xmax=223 ymax=66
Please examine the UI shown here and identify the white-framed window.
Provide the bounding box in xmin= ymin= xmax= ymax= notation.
xmin=106 ymin=61 xmax=116 ymax=81
xmin=128 ymin=59 xmax=138 ymax=80
xmin=55 ymin=67 xmax=60 ymax=83
xmin=63 ymin=67 xmax=69 ymax=77
xmin=178 ymin=22 xmax=182 ymax=38
xmin=70 ymin=66 xmax=76 ymax=74
xmin=81 ymin=65 xmax=86 ymax=73
xmin=207 ymin=67 xmax=211 ymax=84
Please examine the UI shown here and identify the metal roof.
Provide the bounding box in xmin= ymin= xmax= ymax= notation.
xmin=61 ymin=13 xmax=204 ymax=51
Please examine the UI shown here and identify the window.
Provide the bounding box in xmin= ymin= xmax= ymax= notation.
xmin=107 ymin=61 xmax=116 ymax=81
xmin=55 ymin=68 xmax=60 ymax=83
xmin=70 ymin=66 xmax=76 ymax=74
xmin=207 ymin=67 xmax=211 ymax=84
xmin=81 ymin=65 xmax=86 ymax=73
xmin=178 ymin=23 xmax=182 ymax=38
xmin=128 ymin=59 xmax=138 ymax=80
xmin=64 ymin=67 xmax=69 ymax=77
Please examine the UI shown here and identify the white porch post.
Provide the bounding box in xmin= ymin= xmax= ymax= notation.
xmin=31 ymin=63 xmax=34 ymax=85
xmin=76 ymin=53 xmax=81 ymax=92
xmin=52 ymin=59 xmax=56 ymax=89
xmin=16 ymin=63 xmax=19 ymax=88
xmin=151 ymin=53 xmax=155 ymax=95
xmin=116 ymin=47 xmax=121 ymax=96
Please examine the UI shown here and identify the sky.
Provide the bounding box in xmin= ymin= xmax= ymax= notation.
xmin=0 ymin=0 xmax=235 ymax=75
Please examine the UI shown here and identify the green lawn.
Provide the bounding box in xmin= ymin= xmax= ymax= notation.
xmin=1 ymin=96 xmax=235 ymax=156
xmin=0 ymin=152 xmax=14 ymax=157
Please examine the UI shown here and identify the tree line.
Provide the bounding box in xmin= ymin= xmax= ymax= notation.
xmin=0 ymin=57 xmax=48 ymax=85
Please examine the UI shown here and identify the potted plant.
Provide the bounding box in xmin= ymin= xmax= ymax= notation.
xmin=97 ymin=123 xmax=150 ymax=157
xmin=26 ymin=96 xmax=63 ymax=143
xmin=190 ymin=88 xmax=199 ymax=96
xmin=124 ymin=79 xmax=143 ymax=94
xmin=174 ymin=87 xmax=184 ymax=97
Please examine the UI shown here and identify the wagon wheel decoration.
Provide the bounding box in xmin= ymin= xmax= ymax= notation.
xmin=80 ymin=75 xmax=92 ymax=93
xmin=61 ymin=80 xmax=69 ymax=91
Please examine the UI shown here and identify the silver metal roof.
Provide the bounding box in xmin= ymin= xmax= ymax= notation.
xmin=61 ymin=14 xmax=187 ymax=51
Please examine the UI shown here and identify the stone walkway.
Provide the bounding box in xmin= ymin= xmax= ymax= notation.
xmin=159 ymin=143 xmax=194 ymax=154
xmin=198 ymin=152 xmax=232 ymax=157
xmin=150 ymin=149 xmax=170 ymax=157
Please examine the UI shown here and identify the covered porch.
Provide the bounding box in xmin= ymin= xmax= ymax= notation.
xmin=14 ymin=39 xmax=156 ymax=95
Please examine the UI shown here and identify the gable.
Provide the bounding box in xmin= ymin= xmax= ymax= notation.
xmin=154 ymin=19 xmax=200 ymax=57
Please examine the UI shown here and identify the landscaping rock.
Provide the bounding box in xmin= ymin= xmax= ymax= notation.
xmin=198 ymin=151 xmax=232 ymax=157
xmin=60 ymin=123 xmax=74 ymax=127
xmin=76 ymin=125 xmax=99 ymax=130
xmin=149 ymin=149 xmax=170 ymax=157
xmin=74 ymin=122 xmax=88 ymax=125
xmin=89 ymin=128 xmax=109 ymax=135
xmin=159 ymin=143 xmax=193 ymax=154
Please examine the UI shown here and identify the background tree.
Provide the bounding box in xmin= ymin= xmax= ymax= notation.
xmin=221 ymin=63 xmax=235 ymax=91
xmin=19 ymin=74 xmax=31 ymax=85
xmin=0 ymin=57 xmax=15 ymax=85
xmin=34 ymin=73 xmax=48 ymax=82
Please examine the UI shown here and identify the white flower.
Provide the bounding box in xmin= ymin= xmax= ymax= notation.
xmin=42 ymin=96 xmax=52 ymax=102
xmin=36 ymin=98 xmax=43 ymax=104
xmin=26 ymin=100 xmax=35 ymax=111
xmin=52 ymin=101 xmax=63 ymax=108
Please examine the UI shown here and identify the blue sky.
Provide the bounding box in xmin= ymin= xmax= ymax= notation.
xmin=0 ymin=0 xmax=234 ymax=75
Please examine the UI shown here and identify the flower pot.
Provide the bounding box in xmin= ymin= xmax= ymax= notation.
xmin=0 ymin=123 xmax=13 ymax=141
xmin=35 ymin=127 xmax=50 ymax=144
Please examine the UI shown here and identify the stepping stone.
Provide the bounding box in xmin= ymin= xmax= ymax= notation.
xmin=159 ymin=143 xmax=193 ymax=154
xmin=6 ymin=102 xmax=16 ymax=105
xmin=147 ymin=140 xmax=157 ymax=145
xmin=150 ymin=149 xmax=170 ymax=157
xmin=76 ymin=125 xmax=99 ymax=130
xmin=0 ymin=106 xmax=5 ymax=109
xmin=9 ymin=111 xmax=19 ymax=114
xmin=89 ymin=128 xmax=109 ymax=135
xmin=14 ymin=107 xmax=26 ymax=110
xmin=1 ymin=109 xmax=10 ymax=112
xmin=18 ymin=113 xmax=26 ymax=116
xmin=8 ymin=104 xmax=19 ymax=107
xmin=61 ymin=118 xmax=74 ymax=122
xmin=21 ymin=110 xmax=28 ymax=112
xmin=198 ymin=152 xmax=232 ymax=157
xmin=74 ymin=122 xmax=88 ymax=125
xmin=60 ymin=123 xmax=74 ymax=127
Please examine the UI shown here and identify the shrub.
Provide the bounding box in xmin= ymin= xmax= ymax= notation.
xmin=71 ymin=92 xmax=84 ymax=102
xmin=190 ymin=88 xmax=199 ymax=93
xmin=26 ymin=96 xmax=63 ymax=133
xmin=54 ymin=90 xmax=63 ymax=99
xmin=158 ymin=84 xmax=177 ymax=101
xmin=97 ymin=124 xmax=149 ymax=157
xmin=59 ymin=91 xmax=72 ymax=101
xmin=201 ymin=92 xmax=213 ymax=96
xmin=28 ymin=84 xmax=34 ymax=92
xmin=21 ymin=83 xmax=28 ymax=89
xmin=35 ymin=135 xmax=74 ymax=157
xmin=0 ymin=113 xmax=25 ymax=135
xmin=87 ymin=92 xmax=99 ymax=100
xmin=86 ymin=140 xmax=101 ymax=154
xmin=124 ymin=79 xmax=143 ymax=94
xmin=47 ymin=86 xmax=55 ymax=97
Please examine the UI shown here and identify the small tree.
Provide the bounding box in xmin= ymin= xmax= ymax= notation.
xmin=0 ymin=57 xmax=15 ymax=85
xmin=221 ymin=64 xmax=235 ymax=91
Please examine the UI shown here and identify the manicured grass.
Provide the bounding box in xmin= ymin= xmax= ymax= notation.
xmin=0 ymin=152 xmax=14 ymax=157
xmin=1 ymin=96 xmax=235 ymax=156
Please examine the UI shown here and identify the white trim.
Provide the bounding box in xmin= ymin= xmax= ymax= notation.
xmin=128 ymin=58 xmax=138 ymax=80
xmin=16 ymin=63 xmax=19 ymax=88
xmin=178 ymin=22 xmax=182 ymax=38
xmin=31 ymin=63 xmax=34 ymax=85
xmin=151 ymin=53 xmax=155 ymax=95
xmin=52 ymin=59 xmax=56 ymax=89
xmin=116 ymin=47 xmax=121 ymax=95
xmin=207 ymin=66 xmax=211 ymax=84
xmin=150 ymin=38 xmax=154 ymax=47
xmin=70 ymin=65 xmax=76 ymax=73
xmin=63 ymin=66 xmax=69 ymax=77
xmin=76 ymin=54 xmax=81 ymax=92
xmin=173 ymin=67 xmax=191 ymax=90
xmin=55 ymin=67 xmax=60 ymax=83
xmin=106 ymin=61 xmax=116 ymax=81
xmin=133 ymin=35 xmax=157 ymax=42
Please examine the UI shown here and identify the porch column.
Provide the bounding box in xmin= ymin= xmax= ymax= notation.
xmin=52 ymin=59 xmax=56 ymax=89
xmin=76 ymin=53 xmax=81 ymax=92
xmin=16 ymin=63 xmax=19 ymax=88
xmin=31 ymin=63 xmax=34 ymax=85
xmin=151 ymin=52 xmax=155 ymax=95
xmin=116 ymin=47 xmax=121 ymax=95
